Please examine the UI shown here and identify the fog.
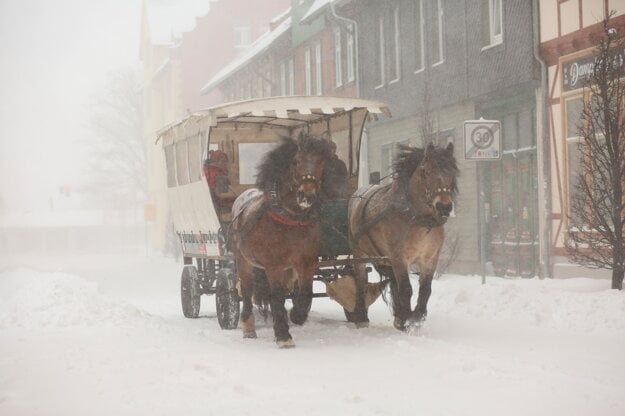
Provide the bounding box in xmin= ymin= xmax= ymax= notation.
xmin=0 ymin=0 xmax=140 ymax=213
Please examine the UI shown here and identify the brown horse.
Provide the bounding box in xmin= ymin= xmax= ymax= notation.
xmin=348 ymin=142 xmax=458 ymax=331
xmin=230 ymin=134 xmax=331 ymax=348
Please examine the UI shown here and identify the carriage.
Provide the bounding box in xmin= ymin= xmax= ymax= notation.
xmin=156 ymin=96 xmax=392 ymax=330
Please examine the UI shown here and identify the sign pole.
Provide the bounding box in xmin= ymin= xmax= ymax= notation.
xmin=463 ymin=118 xmax=502 ymax=285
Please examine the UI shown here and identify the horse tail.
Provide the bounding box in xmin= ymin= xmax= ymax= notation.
xmin=252 ymin=268 xmax=271 ymax=321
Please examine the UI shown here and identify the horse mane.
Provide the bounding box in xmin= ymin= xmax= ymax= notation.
xmin=393 ymin=144 xmax=459 ymax=192
xmin=255 ymin=134 xmax=331 ymax=192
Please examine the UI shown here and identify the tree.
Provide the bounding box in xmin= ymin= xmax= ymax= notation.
xmin=82 ymin=68 xmax=145 ymax=210
xmin=566 ymin=14 xmax=625 ymax=290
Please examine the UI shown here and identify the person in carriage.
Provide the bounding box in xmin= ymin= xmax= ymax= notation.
xmin=203 ymin=149 xmax=234 ymax=222
xmin=320 ymin=140 xmax=349 ymax=200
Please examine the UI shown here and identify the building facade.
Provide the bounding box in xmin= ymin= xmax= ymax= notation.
xmin=140 ymin=0 xmax=288 ymax=252
xmin=141 ymin=0 xmax=625 ymax=278
xmin=539 ymin=0 xmax=625 ymax=277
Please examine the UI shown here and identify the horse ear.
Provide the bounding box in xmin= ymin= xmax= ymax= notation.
xmin=446 ymin=142 xmax=454 ymax=154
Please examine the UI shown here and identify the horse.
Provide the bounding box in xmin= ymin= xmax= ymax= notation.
xmin=230 ymin=133 xmax=332 ymax=348
xmin=347 ymin=142 xmax=458 ymax=331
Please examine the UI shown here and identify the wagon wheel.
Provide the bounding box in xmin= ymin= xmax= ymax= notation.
xmin=215 ymin=269 xmax=240 ymax=329
xmin=181 ymin=265 xmax=201 ymax=318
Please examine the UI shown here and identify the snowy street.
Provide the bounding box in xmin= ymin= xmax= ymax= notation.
xmin=1 ymin=254 xmax=624 ymax=416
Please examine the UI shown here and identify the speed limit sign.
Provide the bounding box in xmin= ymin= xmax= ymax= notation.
xmin=463 ymin=119 xmax=501 ymax=160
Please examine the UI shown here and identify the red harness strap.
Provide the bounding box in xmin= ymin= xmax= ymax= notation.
xmin=269 ymin=212 xmax=312 ymax=227
xmin=261 ymin=193 xmax=312 ymax=228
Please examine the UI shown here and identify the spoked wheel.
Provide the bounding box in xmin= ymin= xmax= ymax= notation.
xmin=215 ymin=269 xmax=240 ymax=329
xmin=181 ymin=265 xmax=201 ymax=318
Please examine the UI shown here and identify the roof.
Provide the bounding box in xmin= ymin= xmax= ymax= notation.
xmin=145 ymin=0 xmax=211 ymax=46
xmin=199 ymin=16 xmax=292 ymax=95
xmin=157 ymin=96 xmax=391 ymax=141
xmin=300 ymin=0 xmax=332 ymax=24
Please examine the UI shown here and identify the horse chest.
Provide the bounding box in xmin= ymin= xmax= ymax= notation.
xmin=399 ymin=226 xmax=444 ymax=266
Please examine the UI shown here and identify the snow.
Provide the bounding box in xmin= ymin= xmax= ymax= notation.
xmin=1 ymin=254 xmax=625 ymax=415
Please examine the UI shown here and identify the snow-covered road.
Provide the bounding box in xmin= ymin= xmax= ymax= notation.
xmin=1 ymin=254 xmax=624 ymax=416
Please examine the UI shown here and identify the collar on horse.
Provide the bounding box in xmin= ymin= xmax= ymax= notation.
xmin=263 ymin=186 xmax=316 ymax=228
xmin=390 ymin=179 xmax=449 ymax=229
xmin=350 ymin=179 xmax=448 ymax=256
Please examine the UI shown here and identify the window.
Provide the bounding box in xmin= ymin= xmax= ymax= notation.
xmin=346 ymin=25 xmax=355 ymax=82
xmin=315 ymin=42 xmax=323 ymax=95
xmin=280 ymin=62 xmax=287 ymax=95
xmin=380 ymin=140 xmax=409 ymax=184
xmin=376 ymin=15 xmax=386 ymax=87
xmin=414 ymin=0 xmax=424 ymax=72
xmin=390 ymin=7 xmax=401 ymax=82
xmin=238 ymin=143 xmax=276 ymax=184
xmin=489 ymin=0 xmax=503 ymax=45
xmin=288 ymin=58 xmax=295 ymax=95
xmin=164 ymin=145 xmax=176 ymax=188
xmin=175 ymin=140 xmax=189 ymax=185
xmin=432 ymin=0 xmax=444 ymax=66
xmin=234 ymin=26 xmax=251 ymax=48
xmin=188 ymin=134 xmax=202 ymax=183
xmin=305 ymin=48 xmax=312 ymax=95
xmin=334 ymin=27 xmax=343 ymax=87
xmin=565 ymin=97 xmax=585 ymax=218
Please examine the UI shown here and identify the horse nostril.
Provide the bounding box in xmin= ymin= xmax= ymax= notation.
xmin=435 ymin=202 xmax=453 ymax=216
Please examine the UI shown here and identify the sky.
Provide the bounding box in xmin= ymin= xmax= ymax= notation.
xmin=0 ymin=0 xmax=141 ymax=212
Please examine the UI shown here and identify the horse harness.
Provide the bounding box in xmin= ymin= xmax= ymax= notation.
xmin=232 ymin=184 xmax=317 ymax=241
xmin=350 ymin=181 xmax=449 ymax=258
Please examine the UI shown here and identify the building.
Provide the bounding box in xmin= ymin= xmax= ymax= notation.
xmin=140 ymin=0 xmax=289 ymax=252
xmin=539 ymin=1 xmax=625 ymax=278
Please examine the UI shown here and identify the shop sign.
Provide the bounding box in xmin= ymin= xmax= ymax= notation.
xmin=563 ymin=47 xmax=625 ymax=92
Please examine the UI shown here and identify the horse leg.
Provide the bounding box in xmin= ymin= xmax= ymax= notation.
xmin=410 ymin=273 xmax=433 ymax=324
xmin=290 ymin=264 xmax=314 ymax=325
xmin=267 ymin=269 xmax=294 ymax=348
xmin=390 ymin=261 xmax=413 ymax=331
xmin=237 ymin=256 xmax=256 ymax=339
xmin=348 ymin=262 xmax=370 ymax=327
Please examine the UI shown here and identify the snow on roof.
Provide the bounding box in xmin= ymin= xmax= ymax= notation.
xmin=300 ymin=0 xmax=332 ymax=24
xmin=199 ymin=16 xmax=292 ymax=95
xmin=145 ymin=0 xmax=212 ymax=46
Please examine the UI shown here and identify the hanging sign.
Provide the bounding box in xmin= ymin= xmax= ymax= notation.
xmin=463 ymin=119 xmax=501 ymax=161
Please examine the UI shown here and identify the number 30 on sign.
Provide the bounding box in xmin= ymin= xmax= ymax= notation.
xmin=463 ymin=119 xmax=501 ymax=161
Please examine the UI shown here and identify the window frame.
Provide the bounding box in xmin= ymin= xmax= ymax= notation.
xmin=414 ymin=0 xmax=425 ymax=73
xmin=375 ymin=15 xmax=386 ymax=88
xmin=315 ymin=41 xmax=323 ymax=95
xmin=432 ymin=0 xmax=445 ymax=67
xmin=334 ymin=27 xmax=343 ymax=88
xmin=488 ymin=0 xmax=503 ymax=46
xmin=346 ymin=25 xmax=355 ymax=82
xmin=305 ymin=48 xmax=312 ymax=96
xmin=390 ymin=6 xmax=401 ymax=83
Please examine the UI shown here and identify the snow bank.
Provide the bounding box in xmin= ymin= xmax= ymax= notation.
xmin=432 ymin=275 xmax=625 ymax=333
xmin=0 ymin=269 xmax=153 ymax=329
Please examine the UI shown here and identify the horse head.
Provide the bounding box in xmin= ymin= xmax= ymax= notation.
xmin=291 ymin=134 xmax=331 ymax=209
xmin=256 ymin=133 xmax=331 ymax=213
xmin=396 ymin=142 xmax=458 ymax=222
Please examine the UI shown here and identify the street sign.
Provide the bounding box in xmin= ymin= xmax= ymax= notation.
xmin=463 ymin=119 xmax=501 ymax=161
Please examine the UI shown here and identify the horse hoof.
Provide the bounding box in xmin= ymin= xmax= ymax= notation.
xmin=289 ymin=310 xmax=308 ymax=325
xmin=393 ymin=317 xmax=407 ymax=332
xmin=354 ymin=321 xmax=369 ymax=329
xmin=243 ymin=330 xmax=257 ymax=339
xmin=276 ymin=338 xmax=296 ymax=349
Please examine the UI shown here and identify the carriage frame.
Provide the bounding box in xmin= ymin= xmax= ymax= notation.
xmin=156 ymin=96 xmax=391 ymax=328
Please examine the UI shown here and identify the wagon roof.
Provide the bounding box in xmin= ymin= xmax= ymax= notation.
xmin=156 ymin=96 xmax=391 ymax=141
